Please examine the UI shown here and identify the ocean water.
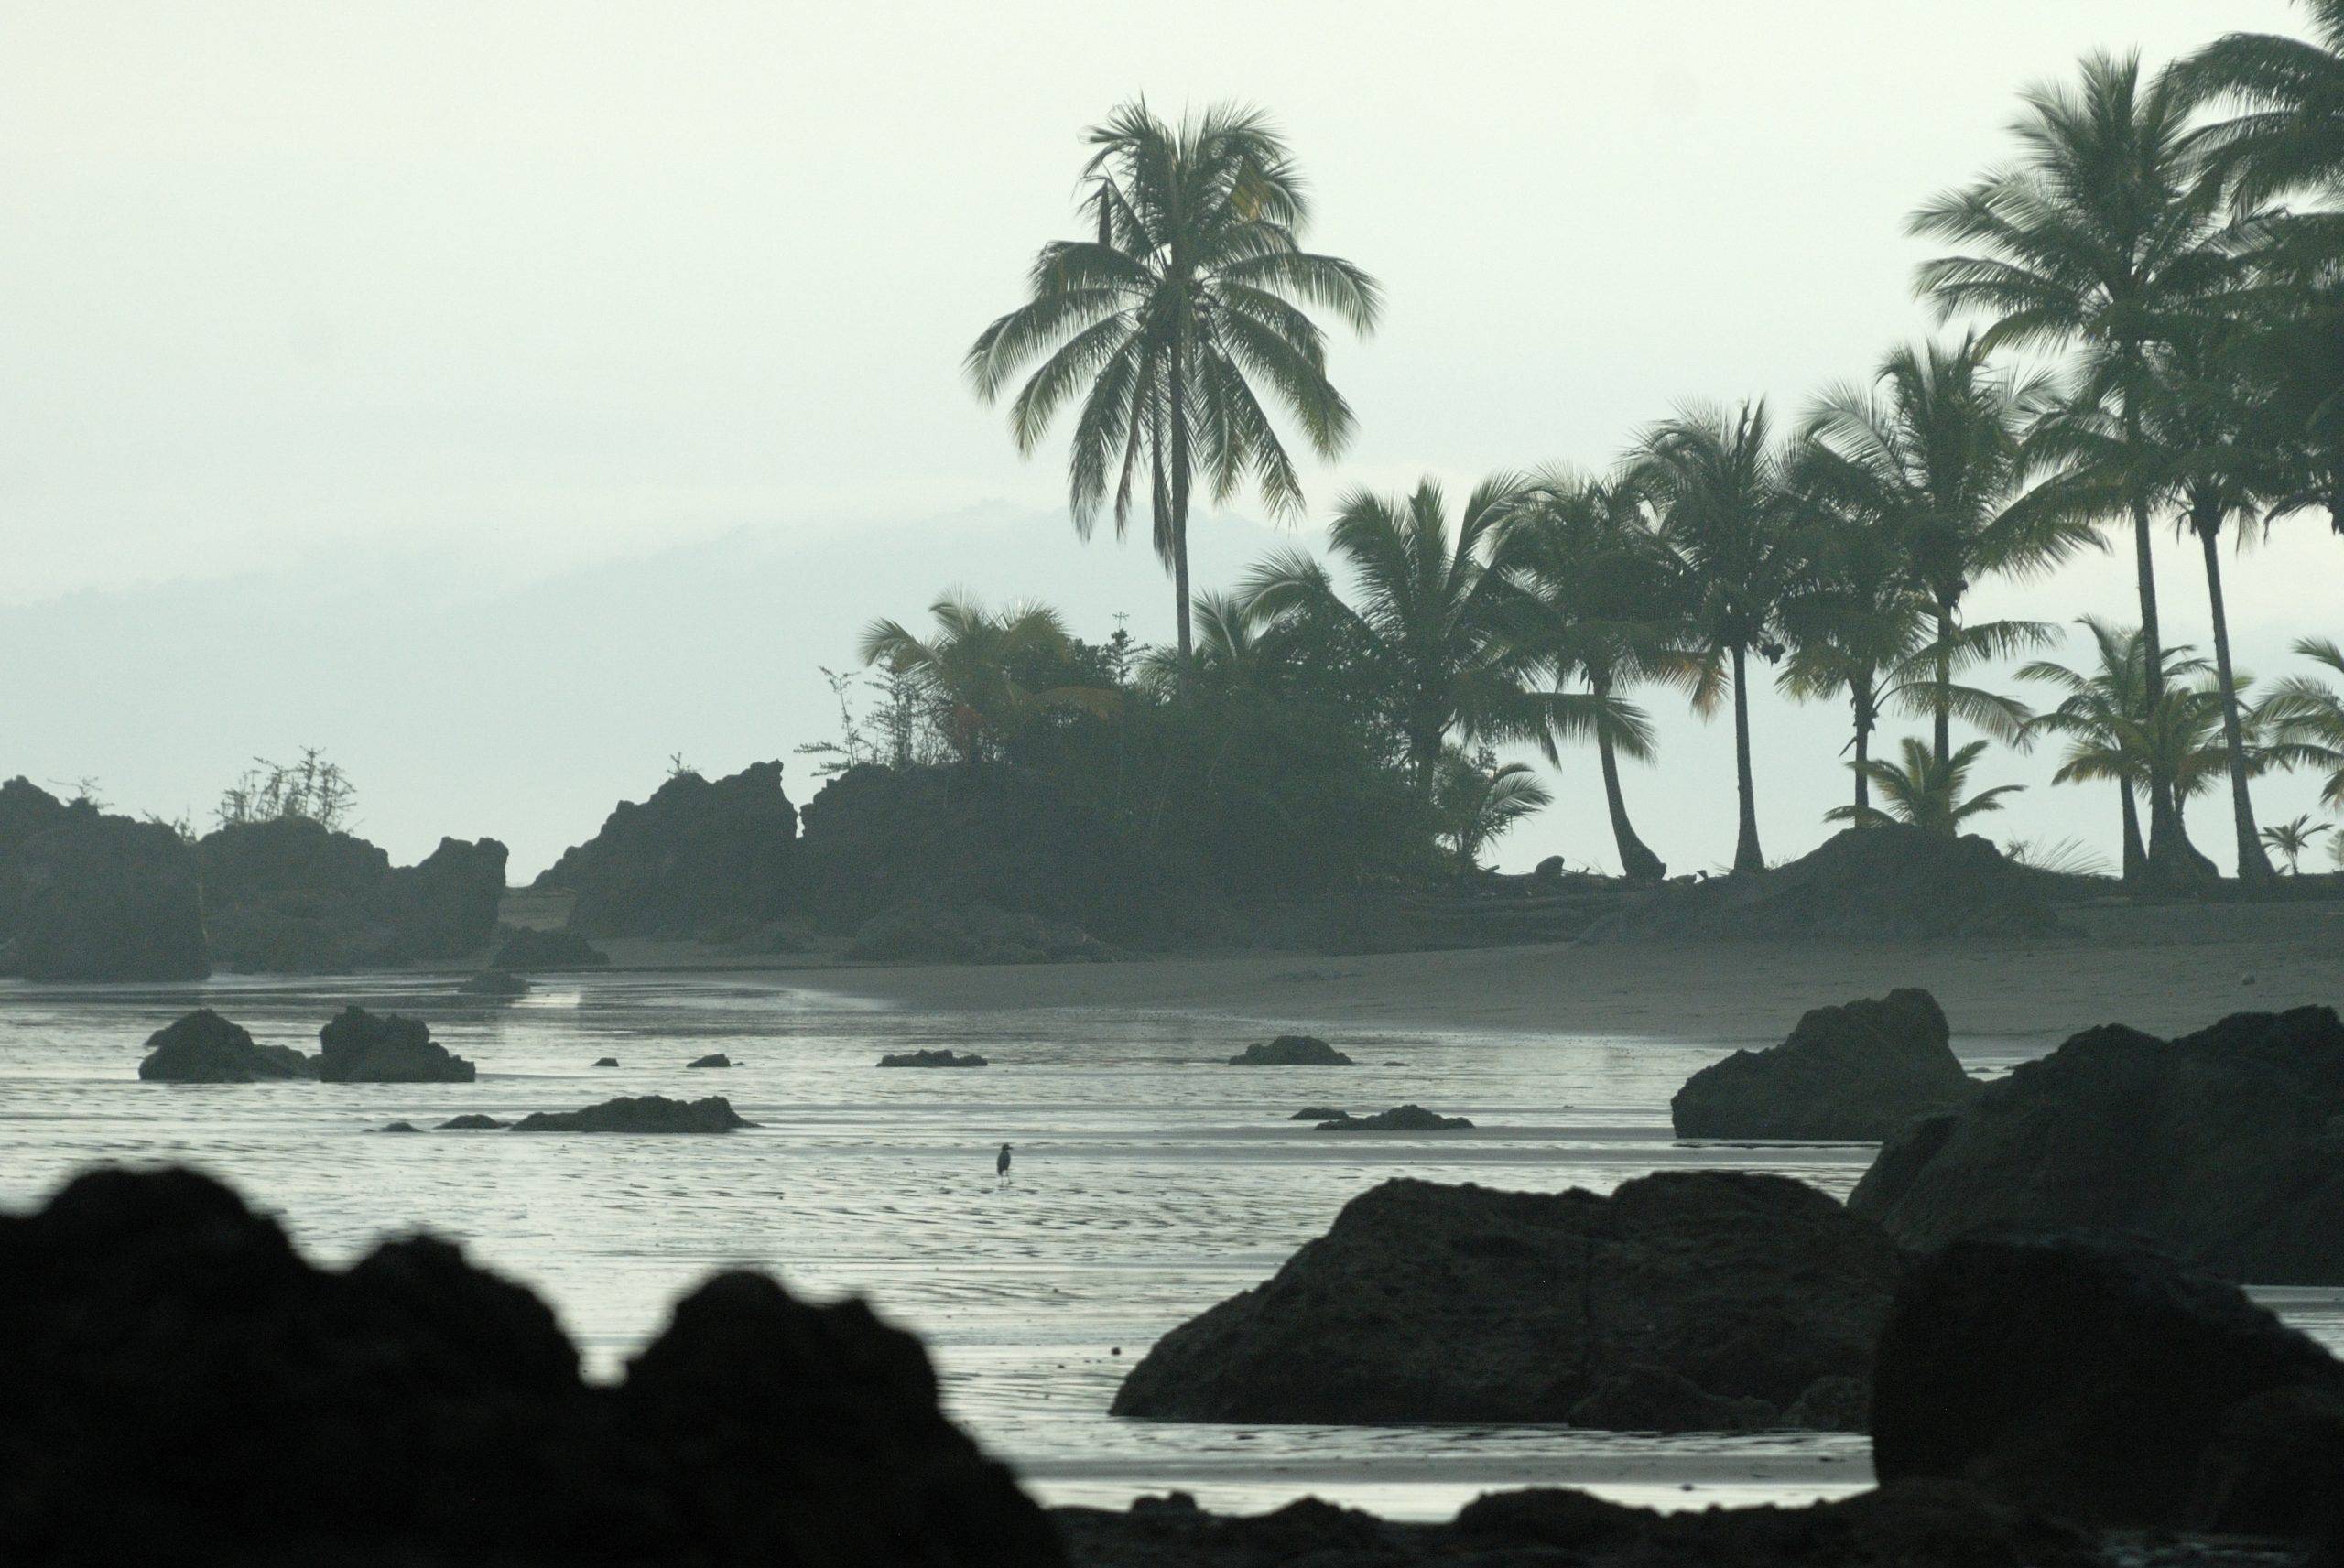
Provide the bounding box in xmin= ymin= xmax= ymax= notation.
xmin=2 ymin=970 xmax=2337 ymax=1521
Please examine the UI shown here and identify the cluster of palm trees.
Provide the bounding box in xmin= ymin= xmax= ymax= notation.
xmin=949 ymin=5 xmax=2344 ymax=884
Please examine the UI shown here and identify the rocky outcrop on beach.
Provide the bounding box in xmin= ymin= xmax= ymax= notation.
xmin=878 ymin=1048 xmax=990 ymax=1068
xmin=1671 ymin=989 xmax=1979 ymax=1141
xmin=1872 ymin=1230 xmax=2344 ymax=1533
xmin=459 ymin=968 xmax=531 ymax=997
xmin=493 ymin=925 xmax=611 ymax=968
xmin=685 ymin=1053 xmax=733 ymax=1068
xmin=845 ymin=899 xmax=1111 ymax=965
xmin=1111 ymin=1172 xmax=1899 ymax=1430
xmin=1312 ymin=1105 xmax=1473 ymax=1131
xmin=1587 ymin=826 xmax=2061 ymax=942
xmin=315 ymin=1006 xmax=476 ymax=1084
xmin=198 ymin=817 xmax=507 ymax=972
xmin=509 ymin=1095 xmax=754 ymax=1133
xmin=1227 ymin=1035 xmax=1354 ymax=1066
xmin=136 ymin=1009 xmax=316 ymax=1082
xmin=535 ymin=762 xmax=798 ymax=938
xmin=1849 ymin=1006 xmax=2344 ymax=1284
xmin=1287 ymin=1105 xmax=1349 ymax=1121
xmin=438 ymin=1113 xmax=507 ymax=1130
xmin=0 ymin=1165 xmax=1057 ymax=1565
xmin=0 ymin=779 xmax=209 ymax=981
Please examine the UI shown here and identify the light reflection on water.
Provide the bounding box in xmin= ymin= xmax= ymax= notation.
xmin=0 ymin=970 xmax=2333 ymax=1521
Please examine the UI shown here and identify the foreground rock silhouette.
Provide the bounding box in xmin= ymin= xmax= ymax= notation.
xmin=0 ymin=1166 xmax=1057 ymax=1565
xmin=509 ymin=1095 xmax=754 ymax=1133
xmin=137 ymin=1009 xmax=315 ymax=1082
xmin=315 ymin=1006 xmax=476 ymax=1083
xmin=1112 ymin=1172 xmax=1898 ymax=1430
xmin=1850 ymin=1006 xmax=2344 ymax=1284
xmin=1672 ymin=989 xmax=1978 ymax=1141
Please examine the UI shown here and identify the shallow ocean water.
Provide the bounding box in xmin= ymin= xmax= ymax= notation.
xmin=2 ymin=969 xmax=2337 ymax=1520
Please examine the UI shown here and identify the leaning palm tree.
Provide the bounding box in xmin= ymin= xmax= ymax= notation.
xmin=2021 ymin=618 xmax=2212 ymax=881
xmin=1433 ymin=747 xmax=1555 ymax=881
xmin=2257 ymin=636 xmax=2344 ymax=808
xmin=1911 ymin=52 xmax=2246 ymax=876
xmin=1802 ymin=336 xmax=2090 ymax=766
xmin=2175 ymin=0 xmax=2344 ymax=209
xmin=1825 ymin=737 xmax=2024 ymax=835
xmin=966 ymin=102 xmax=1381 ymax=670
xmin=2260 ymin=814 xmax=2333 ymax=873
xmin=1245 ymin=475 xmax=1568 ymax=797
xmin=859 ymin=594 xmax=1117 ymax=763
xmin=1634 ymin=401 xmax=1801 ymax=873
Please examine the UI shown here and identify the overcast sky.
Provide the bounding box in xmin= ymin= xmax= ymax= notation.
xmin=5 ymin=1 xmax=2338 ymax=878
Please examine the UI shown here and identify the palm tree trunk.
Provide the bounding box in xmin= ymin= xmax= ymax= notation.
xmin=2123 ymin=384 xmax=2188 ymax=880
xmin=1933 ymin=601 xmax=1954 ymax=768
xmin=1167 ymin=355 xmax=1195 ymax=674
xmin=1731 ymin=643 xmax=1763 ymax=873
xmin=1851 ymin=680 xmax=1875 ymax=819
xmin=2119 ymin=782 xmax=2147 ymax=881
xmin=1594 ymin=710 xmax=1665 ymax=881
xmin=2198 ymin=517 xmax=2273 ymax=881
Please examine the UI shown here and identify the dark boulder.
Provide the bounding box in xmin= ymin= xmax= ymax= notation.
xmin=0 ymin=1165 xmax=1056 ymax=1564
xmin=1313 ymin=1104 xmax=1472 ymax=1131
xmin=1227 ymin=1035 xmax=1353 ymax=1066
xmin=136 ymin=1010 xmax=315 ymax=1083
xmin=877 ymin=1048 xmax=989 ymax=1068
xmin=1871 ymin=1230 xmax=2344 ymax=1530
xmin=510 ymin=1095 xmax=754 ymax=1133
xmin=1112 ymin=1171 xmax=1899 ymax=1429
xmin=1286 ymin=1106 xmax=1349 ymax=1121
xmin=591 ymin=1056 xmax=620 ymax=1067
xmin=377 ymin=1120 xmax=422 ymax=1133
xmin=493 ymin=925 xmax=610 ymax=969
xmin=845 ymin=900 xmax=1109 ymax=965
xmin=459 ymin=969 xmax=531 ymax=998
xmin=1849 ymin=1006 xmax=2344 ymax=1283
xmin=685 ymin=1053 xmax=732 ymax=1069
xmin=438 ymin=1114 xmax=507 ymax=1130
xmin=0 ymin=784 xmax=208 ymax=981
xmin=536 ymin=762 xmax=798 ymax=938
xmin=315 ymin=1007 xmax=476 ymax=1084
xmin=1671 ymin=989 xmax=1979 ymax=1141
xmin=198 ymin=817 xmax=505 ymax=972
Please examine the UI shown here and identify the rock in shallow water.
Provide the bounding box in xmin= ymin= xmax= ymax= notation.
xmin=1312 ymin=1104 xmax=1472 ymax=1131
xmin=136 ymin=1009 xmax=315 ymax=1083
xmin=316 ymin=1006 xmax=475 ymax=1084
xmin=509 ymin=1095 xmax=754 ymax=1133
xmin=1226 ymin=1035 xmax=1353 ymax=1066
xmin=878 ymin=1048 xmax=990 ymax=1068
xmin=458 ymin=969 xmax=531 ymax=998
xmin=686 ymin=1053 xmax=733 ymax=1068
xmin=1670 ymin=988 xmax=1978 ymax=1141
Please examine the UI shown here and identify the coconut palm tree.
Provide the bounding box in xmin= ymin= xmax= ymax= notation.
xmin=1433 ymin=747 xmax=1555 ymax=881
xmin=1245 ymin=475 xmax=1575 ymax=797
xmin=2176 ymin=0 xmax=2344 ymax=209
xmin=1824 ymin=737 xmax=2025 ymax=835
xmin=859 ymin=594 xmax=1118 ymax=763
xmin=1135 ymin=590 xmax=1284 ymax=697
xmin=1633 ymin=401 xmax=1801 ymax=873
xmin=966 ymin=102 xmax=1381 ymax=670
xmin=1801 ymin=336 xmax=2090 ymax=766
xmin=2257 ymin=636 xmax=2344 ymax=807
xmin=2260 ymin=814 xmax=2333 ymax=872
xmin=1492 ymin=470 xmax=1680 ymax=881
xmin=1910 ymin=52 xmax=2246 ymax=876
xmin=2021 ymin=619 xmax=2212 ymax=881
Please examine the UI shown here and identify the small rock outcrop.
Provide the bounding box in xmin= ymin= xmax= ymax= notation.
xmin=1112 ymin=1172 xmax=1900 ymax=1429
xmin=136 ymin=1010 xmax=315 ymax=1083
xmin=878 ymin=1048 xmax=990 ymax=1068
xmin=459 ymin=969 xmax=531 ymax=998
xmin=0 ymin=1166 xmax=1057 ymax=1564
xmin=1287 ymin=1106 xmax=1349 ymax=1121
xmin=685 ymin=1053 xmax=732 ymax=1069
xmin=1872 ymin=1230 xmax=2344 ymax=1532
xmin=492 ymin=925 xmax=611 ymax=970
xmin=1227 ymin=1035 xmax=1354 ymax=1066
xmin=438 ymin=1114 xmax=507 ymax=1130
xmin=534 ymin=762 xmax=798 ymax=938
xmin=315 ymin=1007 xmax=476 ymax=1084
xmin=1849 ymin=1006 xmax=2344 ymax=1284
xmin=1671 ymin=989 xmax=1979 ymax=1141
xmin=591 ymin=1056 xmax=620 ymax=1067
xmin=1314 ymin=1105 xmax=1473 ymax=1132
xmin=509 ymin=1095 xmax=754 ymax=1133
xmin=0 ymin=782 xmax=209 ymax=981
xmin=377 ymin=1120 xmax=422 ymax=1133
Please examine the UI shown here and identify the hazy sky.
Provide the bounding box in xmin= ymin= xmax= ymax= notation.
xmin=5 ymin=2 xmax=2339 ymax=879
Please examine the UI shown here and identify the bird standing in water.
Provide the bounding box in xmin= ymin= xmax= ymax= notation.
xmin=996 ymin=1143 xmax=1013 ymax=1185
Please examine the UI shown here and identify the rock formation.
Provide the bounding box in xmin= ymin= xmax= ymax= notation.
xmin=878 ymin=1049 xmax=990 ymax=1068
xmin=1671 ymin=989 xmax=1979 ymax=1141
xmin=509 ymin=1095 xmax=754 ymax=1133
xmin=315 ymin=1007 xmax=476 ymax=1084
xmin=493 ymin=925 xmax=611 ymax=968
xmin=0 ymin=780 xmax=209 ymax=981
xmin=459 ymin=969 xmax=531 ymax=997
xmin=199 ymin=816 xmax=506 ymax=972
xmin=136 ymin=1010 xmax=315 ymax=1083
xmin=535 ymin=762 xmax=798 ymax=938
xmin=1227 ymin=1035 xmax=1354 ymax=1066
xmin=1313 ymin=1105 xmax=1473 ymax=1131
xmin=846 ymin=900 xmax=1110 ymax=965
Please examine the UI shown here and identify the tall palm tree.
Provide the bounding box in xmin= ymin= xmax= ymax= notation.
xmin=1824 ymin=737 xmax=2024 ymax=835
xmin=1802 ymin=336 xmax=2091 ymax=765
xmin=2176 ymin=0 xmax=2344 ymax=208
xmin=1911 ymin=52 xmax=2245 ymax=877
xmin=1493 ymin=470 xmax=1678 ymax=881
xmin=2021 ymin=618 xmax=2210 ymax=881
xmin=1245 ymin=476 xmax=1570 ymax=797
xmin=859 ymin=594 xmax=1117 ymax=763
xmin=1433 ymin=747 xmax=1555 ymax=881
xmin=2257 ymin=636 xmax=2344 ymax=808
xmin=1634 ymin=401 xmax=1800 ymax=873
xmin=966 ymin=102 xmax=1381 ymax=669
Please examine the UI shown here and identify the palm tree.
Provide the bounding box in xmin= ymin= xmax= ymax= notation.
xmin=966 ymin=102 xmax=1381 ymax=669
xmin=1493 ymin=470 xmax=1678 ymax=881
xmin=1135 ymin=590 xmax=1284 ymax=697
xmin=1824 ymin=737 xmax=2024 ymax=835
xmin=2021 ymin=618 xmax=2211 ymax=881
xmin=859 ymin=594 xmax=1117 ymax=763
xmin=1634 ymin=401 xmax=1801 ymax=873
xmin=2257 ymin=636 xmax=2344 ymax=808
xmin=1802 ymin=336 xmax=2091 ymax=765
xmin=1245 ymin=476 xmax=1570 ymax=797
xmin=2176 ymin=0 xmax=2344 ymax=208
xmin=1433 ymin=747 xmax=1555 ymax=881
xmin=1911 ymin=52 xmax=2245 ymax=877
xmin=2260 ymin=814 xmax=2333 ymax=872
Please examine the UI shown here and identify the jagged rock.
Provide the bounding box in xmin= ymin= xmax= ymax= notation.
xmin=1850 ymin=1006 xmax=2344 ymax=1283
xmin=136 ymin=1010 xmax=315 ymax=1083
xmin=591 ymin=1056 xmax=620 ymax=1067
xmin=535 ymin=762 xmax=798 ymax=938
xmin=1287 ymin=1106 xmax=1349 ymax=1121
xmin=438 ymin=1114 xmax=507 ymax=1130
xmin=1112 ymin=1172 xmax=1898 ymax=1429
xmin=846 ymin=899 xmax=1110 ymax=965
xmin=0 ymin=782 xmax=208 ymax=981
xmin=1872 ymin=1230 xmax=2344 ymax=1530
xmin=509 ymin=1095 xmax=754 ymax=1133
xmin=1671 ymin=989 xmax=1979 ymax=1141
xmin=459 ymin=969 xmax=531 ymax=998
xmin=493 ymin=925 xmax=610 ymax=969
xmin=0 ymin=1166 xmax=1057 ymax=1564
xmin=1226 ymin=1035 xmax=1353 ymax=1066
xmin=379 ymin=838 xmax=508 ymax=960
xmin=315 ymin=1007 xmax=475 ymax=1084
xmin=1313 ymin=1104 xmax=1472 ymax=1131
xmin=685 ymin=1053 xmax=732 ymax=1069
xmin=199 ymin=817 xmax=506 ymax=972
xmin=877 ymin=1049 xmax=989 ymax=1068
